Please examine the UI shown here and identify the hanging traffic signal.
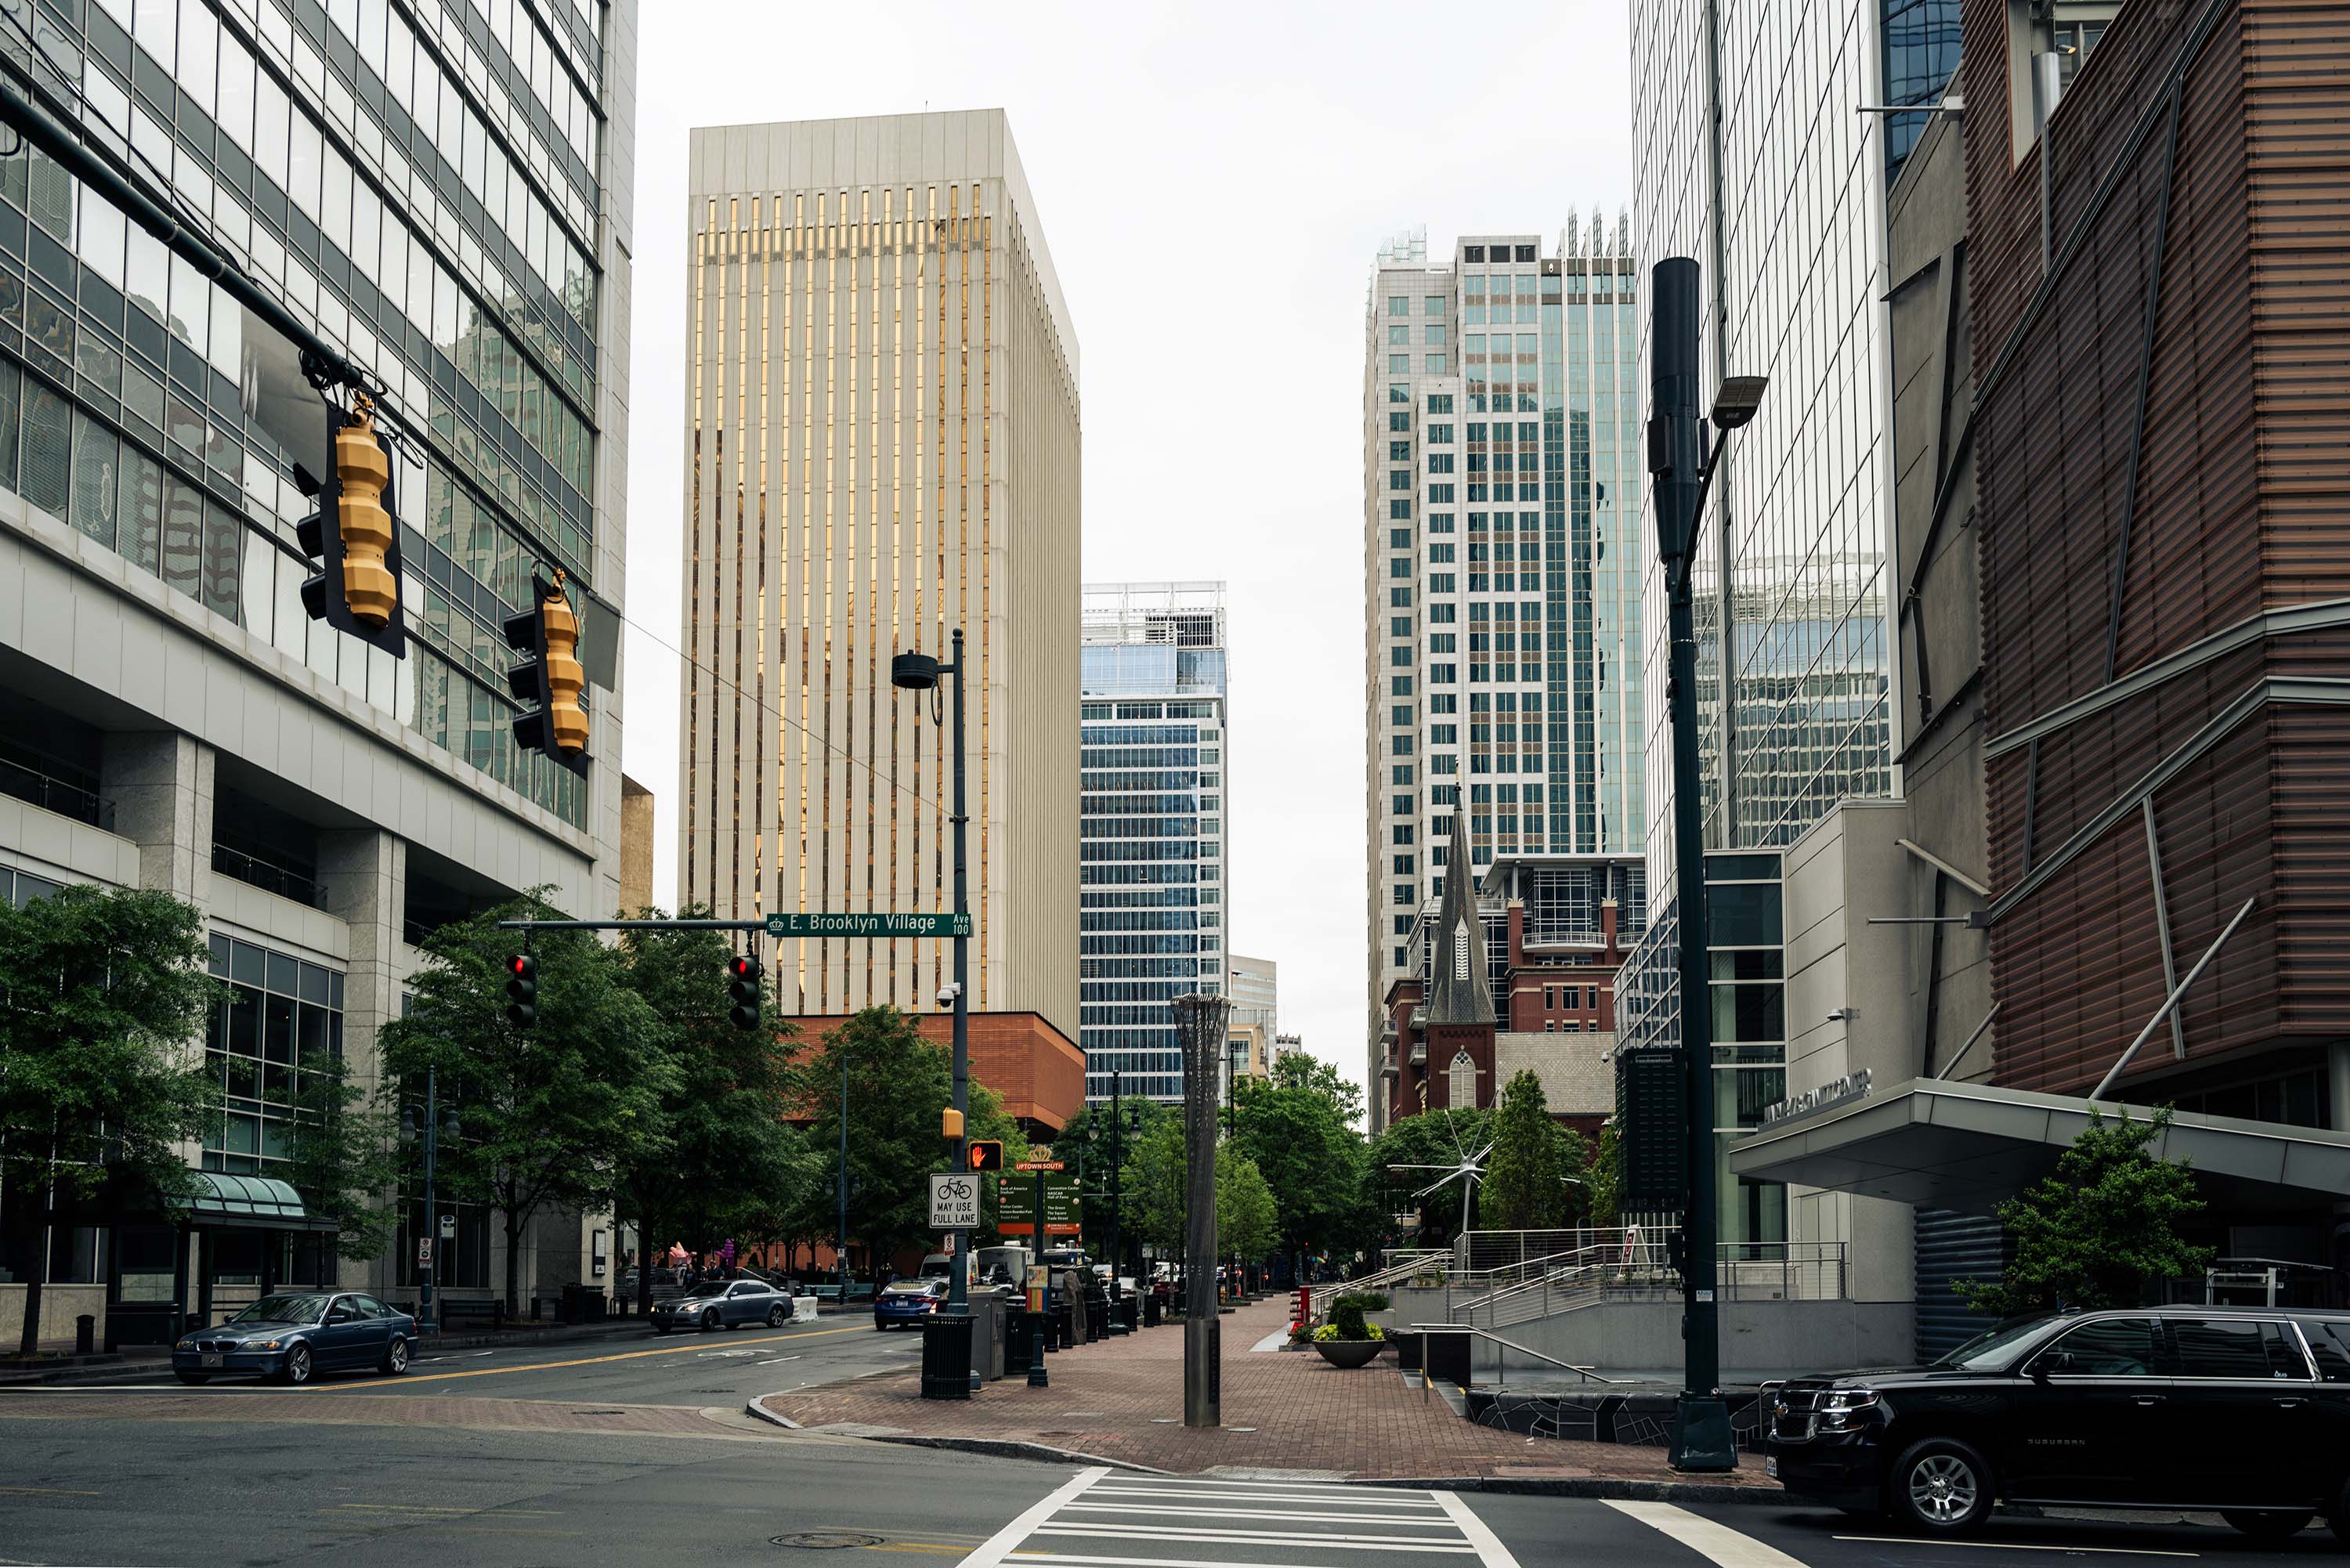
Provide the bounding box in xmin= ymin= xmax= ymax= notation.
xmin=967 ymin=1140 xmax=1003 ymax=1172
xmin=505 ymin=953 xmax=537 ymax=1029
xmin=295 ymin=396 xmax=407 ymax=657
xmin=727 ymin=953 xmax=762 ymax=1031
xmin=504 ymin=571 xmax=590 ymax=777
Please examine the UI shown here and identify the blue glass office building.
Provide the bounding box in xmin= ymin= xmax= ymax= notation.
xmin=1079 ymin=583 xmax=1228 ymax=1104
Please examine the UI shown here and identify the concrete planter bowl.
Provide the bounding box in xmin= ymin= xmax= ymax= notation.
xmin=1313 ymin=1338 xmax=1384 ymax=1369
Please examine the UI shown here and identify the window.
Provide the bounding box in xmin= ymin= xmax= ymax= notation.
xmin=1391 ymin=615 xmax=1413 ymax=634
xmin=1427 ymin=543 xmax=1455 ymax=563
xmin=1425 ymin=324 xmax=1448 ymax=347
xmin=1544 ymin=986 xmax=1556 ymax=1008
xmin=1394 ymin=855 xmax=1415 ymax=875
xmin=1391 ymin=676 xmax=1412 ymax=696
xmin=1427 ymin=394 xmax=1454 ymax=414
xmin=1390 ymin=647 xmax=1411 ymax=667
xmin=1515 ymin=244 xmax=1535 ymax=262
xmin=1425 ymin=355 xmax=1447 ymax=374
xmin=1464 ymin=245 xmax=1486 ymax=262
xmin=1390 ymin=296 xmax=1411 ymax=316
xmin=1429 ymin=425 xmax=1454 ymax=444
xmin=1448 ymin=1050 xmax=1476 ymax=1108
xmin=1390 ymin=706 xmax=1412 ymax=728
xmin=1392 ymin=735 xmax=1413 ymax=756
xmin=1390 ymin=355 xmax=1410 ymax=374
xmin=1390 ymin=384 xmax=1409 ymax=403
xmin=1389 ymin=325 xmax=1410 ymax=346
xmin=1390 ymin=411 xmax=1411 ymax=432
xmin=1390 ymin=588 xmax=1412 ymax=607
xmin=1430 ymin=724 xmax=1457 ymax=745
xmin=1392 ymin=765 xmax=1413 ymax=784
xmin=1429 ymin=512 xmax=1455 ymax=533
xmin=1390 ymin=500 xmax=1413 ymax=519
xmin=1393 ymin=825 xmax=1415 ymax=844
xmin=1430 ymin=694 xmax=1457 ymax=714
xmin=1430 ymin=634 xmax=1456 ymax=652
xmin=1394 ymin=793 xmax=1415 ymax=816
xmin=1431 ymin=663 xmax=1456 ymax=684
xmin=1390 ymin=557 xmax=1412 ymax=578
xmin=1426 ymin=295 xmax=1447 ymax=316
xmin=2034 ymin=1317 xmax=2161 ymax=1376
xmin=1390 ymin=441 xmax=1412 ymax=461
xmin=1429 ymin=604 xmax=1455 ymax=623
xmin=1429 ymin=453 xmax=1455 ymax=475
xmin=1390 ymin=530 xmax=1412 ymax=550
xmin=2171 ymin=1318 xmax=2312 ymax=1381
xmin=1429 ymin=484 xmax=1456 ymax=503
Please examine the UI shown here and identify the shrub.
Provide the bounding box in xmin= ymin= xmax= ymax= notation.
xmin=1326 ymin=1291 xmax=1386 ymax=1340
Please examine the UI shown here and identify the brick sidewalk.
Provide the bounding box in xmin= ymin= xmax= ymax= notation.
xmin=754 ymin=1295 xmax=1772 ymax=1487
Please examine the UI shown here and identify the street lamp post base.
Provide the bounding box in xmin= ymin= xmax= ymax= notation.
xmin=1667 ymin=1393 xmax=1737 ymax=1472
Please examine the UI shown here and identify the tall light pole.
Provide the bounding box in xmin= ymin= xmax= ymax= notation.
xmin=1109 ymin=1068 xmax=1126 ymax=1329
xmin=1649 ymin=255 xmax=1766 ymax=1473
xmin=894 ymin=630 xmax=974 ymax=1398
xmin=400 ymin=1065 xmax=459 ymax=1335
xmin=1173 ymin=991 xmax=1227 ymax=1427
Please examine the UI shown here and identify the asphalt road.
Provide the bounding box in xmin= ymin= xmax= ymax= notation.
xmin=5 ymin=1321 xmax=2348 ymax=1568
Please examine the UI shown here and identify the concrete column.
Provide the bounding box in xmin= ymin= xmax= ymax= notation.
xmin=101 ymin=732 xmax=212 ymax=898
xmin=317 ymin=828 xmax=405 ymax=1291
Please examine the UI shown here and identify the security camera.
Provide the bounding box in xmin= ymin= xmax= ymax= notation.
xmin=937 ymin=982 xmax=962 ymax=1006
xmin=1828 ymin=1007 xmax=1853 ymax=1022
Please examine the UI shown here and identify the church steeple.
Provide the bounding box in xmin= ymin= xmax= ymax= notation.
xmin=1426 ymin=814 xmax=1494 ymax=1025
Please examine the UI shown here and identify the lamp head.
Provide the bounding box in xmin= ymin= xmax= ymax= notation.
xmin=891 ymin=652 xmax=942 ymax=691
xmin=1710 ymin=375 xmax=1769 ymax=431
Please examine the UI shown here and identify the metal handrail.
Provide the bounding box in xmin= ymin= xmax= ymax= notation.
xmin=1410 ymin=1321 xmax=1624 ymax=1386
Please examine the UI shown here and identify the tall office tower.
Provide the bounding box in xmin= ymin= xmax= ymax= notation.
xmin=1079 ymin=582 xmax=1227 ymax=1104
xmin=679 ymin=111 xmax=1081 ymax=1036
xmin=1226 ymin=952 xmax=1277 ymax=1089
xmin=0 ymin=0 xmax=635 ymax=1308
xmin=1360 ymin=219 xmax=1644 ymax=1130
xmin=1622 ymin=0 xmax=1944 ymax=1254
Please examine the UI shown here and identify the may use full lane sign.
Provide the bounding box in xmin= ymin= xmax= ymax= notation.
xmin=928 ymin=1171 xmax=981 ymax=1230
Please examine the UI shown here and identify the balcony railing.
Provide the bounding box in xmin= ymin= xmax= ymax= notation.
xmin=212 ymin=844 xmax=324 ymax=909
xmin=0 ymin=753 xmax=106 ymax=828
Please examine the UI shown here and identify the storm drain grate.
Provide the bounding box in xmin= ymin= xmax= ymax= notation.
xmin=772 ymin=1534 xmax=884 ymax=1550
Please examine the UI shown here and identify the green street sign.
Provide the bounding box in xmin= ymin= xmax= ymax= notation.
xmin=997 ymin=1170 xmax=1079 ymax=1236
xmin=762 ymin=911 xmax=971 ymax=939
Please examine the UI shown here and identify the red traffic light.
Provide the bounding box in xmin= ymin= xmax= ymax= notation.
xmin=511 ymin=955 xmax=531 ymax=976
xmin=728 ymin=956 xmax=757 ymax=980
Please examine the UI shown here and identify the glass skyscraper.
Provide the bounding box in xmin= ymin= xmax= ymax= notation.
xmin=1361 ymin=218 xmax=1643 ymax=1129
xmin=1080 ymin=582 xmax=1227 ymax=1104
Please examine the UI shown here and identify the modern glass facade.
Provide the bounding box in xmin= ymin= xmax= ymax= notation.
xmin=0 ymin=0 xmax=609 ymax=829
xmin=1881 ymin=0 xmax=1962 ymax=182
xmin=1361 ymin=219 xmax=1643 ymax=1126
xmin=1080 ymin=583 xmax=1227 ymax=1104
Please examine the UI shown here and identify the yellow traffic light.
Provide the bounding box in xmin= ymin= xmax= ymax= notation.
xmin=334 ymin=400 xmax=396 ymax=628
xmin=541 ymin=579 xmax=588 ymax=757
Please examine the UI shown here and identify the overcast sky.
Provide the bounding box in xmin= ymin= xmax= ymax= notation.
xmin=620 ymin=1 xmax=1636 ymax=1109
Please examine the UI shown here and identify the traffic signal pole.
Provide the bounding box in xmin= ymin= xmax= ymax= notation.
xmin=948 ymin=627 xmax=971 ymax=1321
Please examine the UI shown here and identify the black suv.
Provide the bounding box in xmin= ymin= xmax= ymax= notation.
xmin=1766 ymin=1305 xmax=2350 ymax=1541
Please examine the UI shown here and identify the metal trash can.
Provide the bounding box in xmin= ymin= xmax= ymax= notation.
xmin=920 ymin=1313 xmax=974 ymax=1400
xmin=1005 ymin=1305 xmax=1032 ymax=1373
xmin=1143 ymin=1293 xmax=1162 ymax=1329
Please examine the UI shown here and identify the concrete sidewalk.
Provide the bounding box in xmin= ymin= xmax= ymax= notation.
xmin=749 ymin=1295 xmax=1775 ymax=1494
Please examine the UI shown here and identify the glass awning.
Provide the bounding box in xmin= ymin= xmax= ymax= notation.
xmin=174 ymin=1172 xmax=339 ymax=1231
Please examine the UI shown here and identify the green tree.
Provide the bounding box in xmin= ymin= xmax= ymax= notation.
xmin=1480 ymin=1069 xmax=1589 ymax=1230
xmin=1958 ymin=1107 xmax=2214 ymax=1316
xmin=794 ymin=1006 xmax=1018 ymax=1274
xmin=1217 ymin=1144 xmax=1277 ymax=1264
xmin=1051 ymin=1097 xmax=1176 ymax=1248
xmin=612 ymin=915 xmax=810 ymax=1312
xmin=378 ymin=896 xmax=678 ymax=1315
xmin=1230 ymin=1071 xmax=1372 ymax=1275
xmin=2 ymin=886 xmax=222 ymax=1354
xmin=1267 ymin=1052 xmax=1365 ymax=1129
xmin=1586 ymin=1124 xmax=1623 ymax=1228
xmin=1119 ymin=1115 xmax=1191 ymax=1255
xmin=279 ymin=1053 xmax=399 ymax=1266
xmin=1365 ymin=1107 xmax=1493 ymax=1249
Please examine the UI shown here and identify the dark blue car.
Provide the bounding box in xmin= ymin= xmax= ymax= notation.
xmin=873 ymin=1277 xmax=948 ymax=1329
xmin=173 ymin=1291 xmax=416 ymax=1385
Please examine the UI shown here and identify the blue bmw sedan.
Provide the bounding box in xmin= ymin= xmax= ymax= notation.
xmin=173 ymin=1291 xmax=417 ymax=1385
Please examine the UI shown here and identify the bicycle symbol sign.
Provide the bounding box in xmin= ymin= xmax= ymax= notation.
xmin=928 ymin=1171 xmax=982 ymax=1230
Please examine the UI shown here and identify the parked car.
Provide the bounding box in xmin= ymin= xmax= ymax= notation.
xmin=651 ymin=1277 xmax=791 ymax=1334
xmin=172 ymin=1292 xmax=416 ymax=1386
xmin=1766 ymin=1305 xmax=2350 ymax=1541
xmin=873 ymin=1277 xmax=949 ymax=1329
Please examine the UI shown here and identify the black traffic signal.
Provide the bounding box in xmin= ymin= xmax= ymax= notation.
xmin=295 ymin=397 xmax=407 ymax=657
xmin=503 ymin=571 xmax=590 ymax=777
xmin=505 ymin=953 xmax=537 ymax=1029
xmin=967 ymin=1140 xmax=1003 ymax=1172
xmin=726 ymin=953 xmax=762 ymax=1031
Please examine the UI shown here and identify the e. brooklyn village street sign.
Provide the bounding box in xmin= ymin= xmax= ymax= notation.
xmin=764 ymin=912 xmax=971 ymax=938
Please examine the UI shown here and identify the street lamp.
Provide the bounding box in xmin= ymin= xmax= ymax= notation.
xmin=399 ymin=1066 xmax=461 ymax=1335
xmin=893 ymin=629 xmax=974 ymax=1400
xmin=1648 ymin=255 xmax=1766 ymax=1473
xmin=1171 ymin=991 xmax=1228 ymax=1428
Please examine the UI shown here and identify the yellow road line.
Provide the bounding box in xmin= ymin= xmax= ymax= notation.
xmin=319 ymin=1323 xmax=873 ymax=1393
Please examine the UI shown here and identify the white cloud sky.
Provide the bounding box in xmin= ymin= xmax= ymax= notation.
xmin=621 ymin=1 xmax=1635 ymax=1107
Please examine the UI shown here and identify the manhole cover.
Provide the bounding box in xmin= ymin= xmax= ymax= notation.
xmin=772 ymin=1534 xmax=884 ymax=1550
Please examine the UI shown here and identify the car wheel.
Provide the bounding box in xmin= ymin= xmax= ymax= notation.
xmin=656 ymin=1321 xmax=673 ymax=1335
xmin=701 ymin=1309 xmax=719 ymax=1332
xmin=379 ymin=1336 xmax=410 ymax=1375
xmin=279 ymin=1343 xmax=314 ymax=1386
xmin=174 ymin=1371 xmax=208 ymax=1386
xmin=2221 ymin=1510 xmax=2312 ymax=1542
xmin=1889 ymin=1436 xmax=1994 ymax=1535
xmin=768 ymin=1305 xmax=786 ymax=1327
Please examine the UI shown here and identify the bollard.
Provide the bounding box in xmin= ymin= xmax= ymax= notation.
xmin=1027 ymin=1310 xmax=1050 ymax=1386
xmin=75 ymin=1314 xmax=95 ymax=1355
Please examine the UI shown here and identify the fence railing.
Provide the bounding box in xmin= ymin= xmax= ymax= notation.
xmin=212 ymin=843 xmax=324 ymax=909
xmin=1432 ymin=1235 xmax=1848 ymax=1331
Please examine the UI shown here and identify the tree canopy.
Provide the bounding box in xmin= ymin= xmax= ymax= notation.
xmin=1217 ymin=1144 xmax=1277 ymax=1262
xmin=1480 ymin=1069 xmax=1589 ymax=1230
xmin=1229 ymin=1065 xmax=1373 ymax=1265
xmin=1958 ymin=1107 xmax=2213 ymax=1316
xmin=0 ymin=885 xmax=221 ymax=1354
xmin=1365 ymin=1107 xmax=1494 ymax=1249
xmin=378 ymin=894 xmax=677 ymax=1313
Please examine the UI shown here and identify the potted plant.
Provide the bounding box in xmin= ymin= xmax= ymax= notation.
xmin=1311 ymin=1292 xmax=1389 ymax=1368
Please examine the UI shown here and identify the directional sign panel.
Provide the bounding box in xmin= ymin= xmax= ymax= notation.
xmin=998 ymin=1171 xmax=1079 ymax=1237
xmin=928 ymin=1171 xmax=981 ymax=1230
xmin=765 ymin=912 xmax=971 ymax=939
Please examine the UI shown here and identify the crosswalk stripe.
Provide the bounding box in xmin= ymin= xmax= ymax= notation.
xmin=1061 ymin=1505 xmax=1455 ymax=1526
xmin=1081 ymin=1487 xmax=1444 ymax=1510
xmin=1014 ymin=1555 xmax=1415 ymax=1568
xmin=955 ymin=1468 xmax=1112 ymax=1568
xmin=1035 ymin=1525 xmax=1477 ymax=1552
xmin=1603 ymin=1501 xmax=1808 ymax=1568
xmin=1433 ymin=1490 xmax=1524 ymax=1568
xmin=1097 ymin=1477 xmax=1416 ymax=1496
